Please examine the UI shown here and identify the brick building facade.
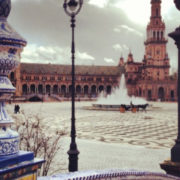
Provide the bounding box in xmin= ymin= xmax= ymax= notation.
xmin=10 ymin=0 xmax=177 ymax=102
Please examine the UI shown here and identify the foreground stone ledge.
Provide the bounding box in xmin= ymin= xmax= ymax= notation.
xmin=0 ymin=151 xmax=44 ymax=180
xmin=38 ymin=169 xmax=179 ymax=180
xmin=160 ymin=160 xmax=180 ymax=178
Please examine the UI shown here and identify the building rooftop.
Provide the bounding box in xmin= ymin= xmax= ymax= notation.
xmin=20 ymin=63 xmax=125 ymax=76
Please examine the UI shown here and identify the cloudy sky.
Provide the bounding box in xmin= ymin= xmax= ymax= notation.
xmin=9 ymin=0 xmax=180 ymax=73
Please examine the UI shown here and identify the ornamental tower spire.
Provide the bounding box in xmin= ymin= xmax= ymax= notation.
xmin=147 ymin=0 xmax=165 ymax=41
xmin=143 ymin=0 xmax=170 ymax=81
xmin=151 ymin=0 xmax=162 ymax=19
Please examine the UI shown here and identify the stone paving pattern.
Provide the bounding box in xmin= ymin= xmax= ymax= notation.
xmin=76 ymin=102 xmax=177 ymax=149
xmin=6 ymin=101 xmax=178 ymax=173
xmin=8 ymin=102 xmax=177 ymax=150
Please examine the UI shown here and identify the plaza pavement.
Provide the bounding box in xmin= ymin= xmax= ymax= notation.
xmin=7 ymin=101 xmax=178 ymax=174
xmin=61 ymin=137 xmax=170 ymax=173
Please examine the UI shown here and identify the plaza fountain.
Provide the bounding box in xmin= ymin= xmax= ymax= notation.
xmin=93 ymin=74 xmax=147 ymax=110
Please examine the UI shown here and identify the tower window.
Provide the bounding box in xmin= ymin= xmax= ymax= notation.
xmin=153 ymin=31 xmax=155 ymax=38
xmin=157 ymin=31 xmax=159 ymax=40
xmin=156 ymin=8 xmax=159 ymax=16
xmin=161 ymin=31 xmax=163 ymax=39
xmin=156 ymin=20 xmax=158 ymax=25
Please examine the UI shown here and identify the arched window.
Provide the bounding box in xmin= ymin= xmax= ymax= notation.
xmin=153 ymin=31 xmax=155 ymax=39
xmin=22 ymin=84 xmax=28 ymax=95
xmin=30 ymin=84 xmax=36 ymax=94
xmin=76 ymin=85 xmax=81 ymax=94
xmin=61 ymin=85 xmax=66 ymax=94
xmin=158 ymin=87 xmax=165 ymax=101
xmin=84 ymin=85 xmax=89 ymax=95
xmin=91 ymin=85 xmax=96 ymax=95
xmin=106 ymin=86 xmax=111 ymax=94
xmin=170 ymin=90 xmax=174 ymax=101
xmin=148 ymin=90 xmax=152 ymax=100
xmin=69 ymin=85 xmax=72 ymax=95
xmin=38 ymin=84 xmax=43 ymax=94
xmin=53 ymin=85 xmax=58 ymax=94
xmin=99 ymin=85 xmax=104 ymax=93
xmin=46 ymin=85 xmax=51 ymax=95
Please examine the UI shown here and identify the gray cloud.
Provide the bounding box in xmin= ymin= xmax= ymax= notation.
xmin=119 ymin=25 xmax=143 ymax=37
xmin=104 ymin=57 xmax=115 ymax=64
xmin=8 ymin=0 xmax=180 ymax=70
xmin=21 ymin=44 xmax=95 ymax=65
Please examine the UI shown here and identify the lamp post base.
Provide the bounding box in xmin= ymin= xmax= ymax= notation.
xmin=171 ymin=142 xmax=180 ymax=162
xmin=160 ymin=160 xmax=180 ymax=177
xmin=68 ymin=148 xmax=79 ymax=172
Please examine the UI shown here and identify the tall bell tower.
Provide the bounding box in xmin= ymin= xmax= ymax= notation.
xmin=143 ymin=0 xmax=170 ymax=81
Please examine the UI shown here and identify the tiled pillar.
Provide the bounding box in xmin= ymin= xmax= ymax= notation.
xmin=0 ymin=0 xmax=44 ymax=179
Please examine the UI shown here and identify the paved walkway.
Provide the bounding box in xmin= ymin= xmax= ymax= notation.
xmin=7 ymin=101 xmax=177 ymax=174
xmin=76 ymin=102 xmax=177 ymax=149
xmin=61 ymin=137 xmax=170 ymax=173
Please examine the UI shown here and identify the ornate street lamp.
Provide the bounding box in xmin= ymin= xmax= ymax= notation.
xmin=169 ymin=0 xmax=180 ymax=163
xmin=160 ymin=0 xmax=180 ymax=177
xmin=63 ymin=0 xmax=83 ymax=172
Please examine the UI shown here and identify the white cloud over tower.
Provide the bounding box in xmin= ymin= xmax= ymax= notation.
xmin=9 ymin=0 xmax=179 ymax=69
xmin=22 ymin=44 xmax=95 ymax=65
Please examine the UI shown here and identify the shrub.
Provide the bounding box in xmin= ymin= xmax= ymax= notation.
xmin=12 ymin=111 xmax=67 ymax=176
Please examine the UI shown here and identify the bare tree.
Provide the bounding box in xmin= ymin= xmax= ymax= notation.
xmin=12 ymin=111 xmax=67 ymax=176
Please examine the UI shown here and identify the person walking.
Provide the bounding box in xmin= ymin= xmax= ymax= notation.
xmin=16 ymin=104 xmax=20 ymax=113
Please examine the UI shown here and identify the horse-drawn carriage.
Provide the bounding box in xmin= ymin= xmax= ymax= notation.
xmin=120 ymin=103 xmax=149 ymax=112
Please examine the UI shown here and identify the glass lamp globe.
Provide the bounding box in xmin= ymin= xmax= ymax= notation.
xmin=68 ymin=0 xmax=78 ymax=12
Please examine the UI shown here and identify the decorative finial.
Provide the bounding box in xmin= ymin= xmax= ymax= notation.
xmin=151 ymin=0 xmax=161 ymax=3
xmin=128 ymin=49 xmax=132 ymax=56
xmin=0 ymin=0 xmax=11 ymax=19
xmin=120 ymin=53 xmax=123 ymax=59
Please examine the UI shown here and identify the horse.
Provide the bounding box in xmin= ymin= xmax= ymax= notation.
xmin=121 ymin=104 xmax=131 ymax=111
xmin=137 ymin=103 xmax=149 ymax=112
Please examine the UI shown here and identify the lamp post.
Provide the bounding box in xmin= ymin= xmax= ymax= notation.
xmin=160 ymin=0 xmax=180 ymax=177
xmin=63 ymin=0 xmax=83 ymax=172
xmin=169 ymin=0 xmax=180 ymax=162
